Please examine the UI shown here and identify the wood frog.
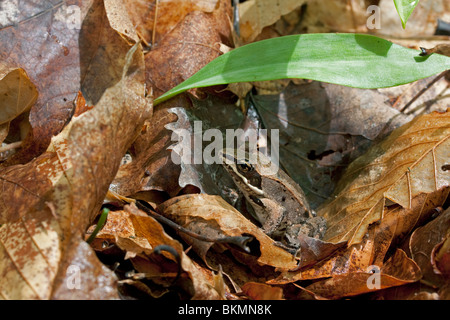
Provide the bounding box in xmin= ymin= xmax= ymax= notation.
xmin=220 ymin=148 xmax=326 ymax=248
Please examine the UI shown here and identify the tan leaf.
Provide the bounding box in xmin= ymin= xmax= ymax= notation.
xmin=89 ymin=203 xmax=226 ymax=299
xmin=270 ymin=189 xmax=448 ymax=285
xmin=158 ymin=194 xmax=298 ymax=271
xmin=320 ymin=110 xmax=450 ymax=246
xmin=0 ymin=64 xmax=37 ymax=125
xmin=0 ymin=0 xmax=139 ymax=164
xmin=124 ymin=0 xmax=221 ymax=45
xmin=104 ymin=0 xmax=140 ymax=43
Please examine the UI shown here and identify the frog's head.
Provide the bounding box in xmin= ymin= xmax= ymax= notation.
xmin=220 ymin=148 xmax=265 ymax=197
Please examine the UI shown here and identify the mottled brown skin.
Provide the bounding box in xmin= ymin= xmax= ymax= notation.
xmin=221 ymin=149 xmax=326 ymax=247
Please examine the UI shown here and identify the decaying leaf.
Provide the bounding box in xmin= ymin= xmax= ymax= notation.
xmin=237 ymin=0 xmax=307 ymax=43
xmin=0 ymin=39 xmax=151 ymax=299
xmin=271 ymin=188 xmax=448 ymax=285
xmin=124 ymin=0 xmax=220 ymax=45
xmin=409 ymin=207 xmax=450 ymax=287
xmin=157 ymin=194 xmax=298 ymax=271
xmin=0 ymin=0 xmax=138 ymax=164
xmin=112 ymin=0 xmax=232 ymax=197
xmin=320 ymin=110 xmax=450 ymax=246
xmin=104 ymin=0 xmax=140 ymax=44
xmin=88 ymin=203 xmax=227 ymax=299
xmin=241 ymin=282 xmax=284 ymax=300
xmin=0 ymin=64 xmax=37 ymax=126
xmin=269 ymin=111 xmax=449 ymax=289
xmin=302 ymin=250 xmax=421 ymax=299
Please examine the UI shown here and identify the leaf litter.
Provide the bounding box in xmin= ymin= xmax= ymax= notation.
xmin=0 ymin=0 xmax=449 ymax=300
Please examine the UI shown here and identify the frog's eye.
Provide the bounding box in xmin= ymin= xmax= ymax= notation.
xmin=237 ymin=162 xmax=253 ymax=173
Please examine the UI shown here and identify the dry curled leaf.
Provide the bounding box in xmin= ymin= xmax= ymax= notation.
xmin=0 ymin=0 xmax=139 ymax=164
xmin=112 ymin=1 xmax=232 ymax=197
xmin=89 ymin=203 xmax=226 ymax=299
xmin=0 ymin=41 xmax=151 ymax=299
xmin=409 ymin=207 xmax=450 ymax=287
xmin=158 ymin=194 xmax=298 ymax=271
xmin=0 ymin=64 xmax=37 ymax=126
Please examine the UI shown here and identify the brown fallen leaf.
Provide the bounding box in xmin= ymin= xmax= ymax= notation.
xmin=270 ymin=188 xmax=448 ymax=285
xmin=72 ymin=91 xmax=94 ymax=117
xmin=409 ymin=207 xmax=450 ymax=287
xmin=434 ymin=237 xmax=450 ymax=278
xmin=104 ymin=0 xmax=140 ymax=44
xmin=0 ymin=0 xmax=137 ymax=164
xmin=157 ymin=194 xmax=298 ymax=271
xmin=89 ymin=203 xmax=227 ymax=299
xmin=0 ymin=40 xmax=151 ymax=299
xmin=302 ymin=249 xmax=422 ymax=300
xmin=112 ymin=0 xmax=233 ymax=197
xmin=319 ymin=110 xmax=450 ymax=246
xmin=241 ymin=282 xmax=284 ymax=300
xmin=124 ymin=0 xmax=220 ymax=46
xmin=237 ymin=0 xmax=307 ymax=43
xmin=269 ymin=111 xmax=449 ymax=286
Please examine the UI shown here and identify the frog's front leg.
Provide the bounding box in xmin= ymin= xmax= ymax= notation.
xmin=258 ymin=198 xmax=285 ymax=238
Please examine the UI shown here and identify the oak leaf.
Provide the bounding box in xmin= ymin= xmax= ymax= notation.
xmin=319 ymin=110 xmax=450 ymax=246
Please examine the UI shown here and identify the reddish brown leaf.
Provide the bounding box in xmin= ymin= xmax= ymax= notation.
xmin=304 ymin=250 xmax=421 ymax=299
xmin=241 ymin=282 xmax=284 ymax=300
xmin=0 ymin=0 xmax=137 ymax=164
xmin=0 ymin=41 xmax=151 ymax=299
xmin=410 ymin=207 xmax=450 ymax=287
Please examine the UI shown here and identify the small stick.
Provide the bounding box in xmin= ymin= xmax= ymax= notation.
xmin=135 ymin=200 xmax=252 ymax=252
xmin=151 ymin=0 xmax=159 ymax=49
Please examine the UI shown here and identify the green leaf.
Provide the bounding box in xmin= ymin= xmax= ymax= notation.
xmin=154 ymin=33 xmax=450 ymax=105
xmin=394 ymin=0 xmax=420 ymax=28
